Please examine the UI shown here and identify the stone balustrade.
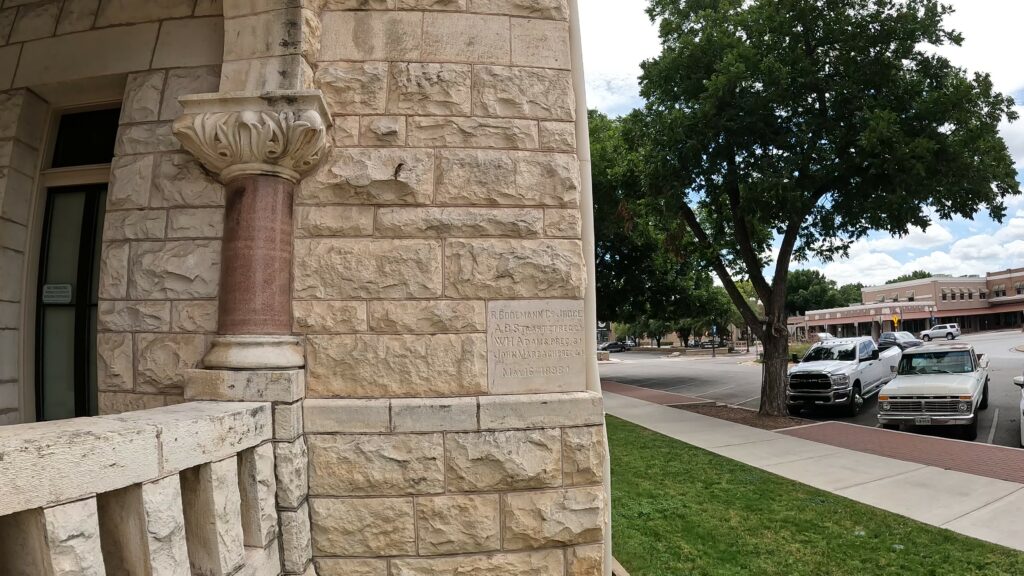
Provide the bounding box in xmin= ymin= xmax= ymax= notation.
xmin=0 ymin=402 xmax=284 ymax=576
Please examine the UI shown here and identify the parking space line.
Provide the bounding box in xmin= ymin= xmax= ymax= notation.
xmin=734 ymin=395 xmax=760 ymax=407
xmin=986 ymin=408 xmax=999 ymax=444
xmin=691 ymin=384 xmax=737 ymax=397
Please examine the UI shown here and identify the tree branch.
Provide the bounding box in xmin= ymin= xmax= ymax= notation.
xmin=725 ymin=158 xmax=774 ymax=303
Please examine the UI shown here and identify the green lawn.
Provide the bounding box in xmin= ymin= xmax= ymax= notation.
xmin=608 ymin=416 xmax=1024 ymax=576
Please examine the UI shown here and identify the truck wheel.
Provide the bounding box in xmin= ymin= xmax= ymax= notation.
xmin=980 ymin=381 xmax=989 ymax=410
xmin=946 ymin=333 xmax=955 ymax=340
xmin=881 ymin=424 xmax=900 ymax=431
xmin=845 ymin=384 xmax=863 ymax=417
xmin=922 ymin=335 xmax=931 ymax=341
xmin=963 ymin=417 xmax=979 ymax=441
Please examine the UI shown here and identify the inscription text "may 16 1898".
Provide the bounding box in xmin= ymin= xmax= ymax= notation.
xmin=487 ymin=300 xmax=586 ymax=394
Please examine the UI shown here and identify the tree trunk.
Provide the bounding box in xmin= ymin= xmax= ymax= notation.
xmin=655 ymin=337 xmax=662 ymax=348
xmin=759 ymin=330 xmax=789 ymax=416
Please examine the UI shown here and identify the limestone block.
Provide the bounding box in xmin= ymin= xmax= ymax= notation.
xmin=416 ymin=494 xmax=499 ymax=555
xmin=152 ymin=153 xmax=225 ymax=207
xmin=220 ymin=55 xmax=315 ymax=92
xmin=0 ymin=416 xmax=159 ymax=516
xmin=320 ymin=11 xmax=422 ymax=61
xmin=222 ymin=0 xmax=317 ymax=16
xmin=434 ymin=149 xmax=512 ymax=204
xmin=303 ymin=399 xmax=389 ymax=433
xmin=238 ymin=444 xmax=278 ymax=548
xmin=0 ymin=138 xmax=37 ymax=176
xmin=0 ymin=249 xmax=21 ymax=302
xmin=512 ymin=18 xmax=571 ymax=69
xmin=273 ymin=401 xmax=303 ymax=441
xmin=0 ymin=219 xmax=26 ymax=252
xmin=295 ymin=205 xmax=374 ymax=237
xmin=308 ymin=434 xmax=444 ymax=496
xmin=422 ymin=13 xmax=509 ymax=64
xmin=158 ymin=66 xmax=221 ymax=122
xmin=108 ymin=155 xmax=154 ymax=210
xmin=44 ymin=498 xmax=107 ymax=576
xmin=503 ymin=487 xmax=605 ymax=549
xmin=129 ymin=240 xmax=221 ymax=299
xmin=0 ymin=9 xmax=13 ymax=45
xmin=103 ymin=209 xmax=167 ymax=240
xmin=324 ymin=0 xmax=394 ymax=8
xmin=0 ymin=329 xmax=16 ymax=380
xmin=179 ymin=458 xmax=245 ymax=576
xmin=121 ymin=71 xmax=165 ymax=124
xmin=293 ymin=300 xmax=367 ymax=333
xmin=97 ymin=332 xmax=133 ymax=392
xmin=294 ymin=239 xmax=441 ymax=299
xmin=399 ymin=0 xmax=465 ymax=8
xmin=300 ymin=147 xmax=433 ymax=205
xmin=98 ymin=241 xmax=130 ymax=299
xmin=375 ymin=207 xmax=543 ymax=238
xmin=166 ymin=208 xmax=224 ymax=238
xmin=0 ymin=508 xmax=51 ymax=576
xmin=279 ymin=503 xmax=312 ymax=573
xmin=0 ymin=168 xmax=32 ymax=224
xmin=407 ymin=116 xmax=538 ymax=149
xmin=473 ymin=66 xmax=574 ymax=120
xmin=9 ymin=0 xmax=59 ymax=43
xmin=445 ymin=429 xmax=561 ymax=492
xmin=98 ymin=392 xmax=174 ymax=415
xmin=469 ymin=0 xmax=568 ymax=20
xmin=140 ymin=475 xmax=191 ymax=576
xmin=96 ymin=0 xmax=194 ymax=26
xmin=115 ymin=123 xmax=180 ymax=156
xmin=390 ymin=550 xmax=564 ymax=576
xmin=185 ymin=369 xmax=304 ymax=403
xmin=194 ymin=0 xmax=223 ymax=15
xmin=444 ymin=239 xmax=585 ymax=298
xmin=310 ymin=497 xmax=415 ymax=557
xmin=56 ymin=0 xmax=99 ymax=35
xmin=330 ymin=115 xmax=359 ymax=146
xmin=563 ymin=426 xmax=606 ymax=486
xmin=539 ymin=121 xmax=577 ymax=151
xmin=306 ymin=334 xmax=486 ymax=397
xmin=98 ymin=301 xmax=171 ymax=332
xmin=171 ymin=300 xmax=218 ymax=332
xmin=360 ymin=116 xmax=406 ymax=146
xmin=544 ymin=208 xmax=581 ymax=238
xmin=274 ymin=437 xmax=308 ymax=509
xmin=14 ymin=24 xmax=159 ymax=88
xmin=391 ymin=397 xmax=477 ymax=432
xmin=387 ymin=62 xmax=471 ymax=115
xmin=0 ymin=302 xmax=18 ymax=329
xmin=314 ymin=558 xmax=387 ymax=576
xmin=479 ymin=392 xmax=602 ymax=429
xmin=567 ymin=545 xmax=605 ymax=576
xmin=153 ymin=17 xmax=226 ymax=68
xmin=315 ymin=61 xmax=388 ymax=115
xmin=367 ymin=300 xmax=485 ymax=334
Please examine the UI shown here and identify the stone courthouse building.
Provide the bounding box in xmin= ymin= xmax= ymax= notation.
xmin=0 ymin=0 xmax=610 ymax=575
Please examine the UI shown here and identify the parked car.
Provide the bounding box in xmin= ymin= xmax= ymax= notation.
xmin=920 ymin=323 xmax=961 ymax=341
xmin=1013 ymin=374 xmax=1024 ymax=447
xmin=878 ymin=331 xmax=924 ymax=351
xmin=877 ymin=343 xmax=988 ymax=440
xmin=599 ymin=341 xmax=629 ymax=353
xmin=787 ymin=336 xmax=901 ymax=416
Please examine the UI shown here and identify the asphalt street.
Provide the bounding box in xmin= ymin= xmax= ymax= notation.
xmin=599 ymin=330 xmax=1024 ymax=448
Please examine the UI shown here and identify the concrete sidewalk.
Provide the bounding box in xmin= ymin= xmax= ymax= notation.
xmin=605 ymin=391 xmax=1024 ymax=552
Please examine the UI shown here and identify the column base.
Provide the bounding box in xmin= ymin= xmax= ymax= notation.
xmin=203 ymin=336 xmax=305 ymax=370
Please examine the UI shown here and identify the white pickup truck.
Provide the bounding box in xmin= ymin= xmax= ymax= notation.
xmin=787 ymin=336 xmax=901 ymax=417
xmin=877 ymin=343 xmax=989 ymax=440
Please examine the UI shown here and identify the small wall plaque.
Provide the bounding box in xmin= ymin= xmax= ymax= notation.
xmin=41 ymin=284 xmax=73 ymax=304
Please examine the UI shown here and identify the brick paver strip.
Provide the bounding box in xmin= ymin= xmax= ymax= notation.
xmin=780 ymin=421 xmax=1024 ymax=485
xmin=601 ymin=380 xmax=712 ymax=406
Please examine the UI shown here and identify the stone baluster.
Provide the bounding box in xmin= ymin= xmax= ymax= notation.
xmin=44 ymin=498 xmax=108 ymax=576
xmin=180 ymin=457 xmax=246 ymax=576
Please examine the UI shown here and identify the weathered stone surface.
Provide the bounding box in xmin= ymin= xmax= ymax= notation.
xmin=422 ymin=12 xmax=509 ymax=64
xmin=293 ymin=300 xmax=367 ymax=333
xmin=120 ymin=71 xmax=164 ymax=124
xmin=98 ymin=301 xmax=171 ymax=332
xmin=375 ymin=207 xmax=543 ymax=238
xmin=294 ymin=239 xmax=441 ymax=299
xmin=434 ymin=149 xmax=514 ymax=204
xmin=315 ymin=61 xmax=388 ymax=115
xmin=0 ymin=9 xmax=14 ymax=45
xmin=391 ymin=397 xmax=477 ymax=432
xmin=445 ymin=429 xmax=561 ymax=492
xmin=300 ymin=148 xmax=433 ymax=205
xmin=0 ymin=249 xmax=21 ymax=302
xmin=193 ymin=0 xmax=221 ymax=14
xmin=1 ymin=168 xmax=33 ymax=225
xmin=479 ymin=392 xmax=602 ymax=429
xmin=129 ymin=240 xmax=220 ymax=299
xmin=160 ymin=66 xmax=221 ymax=121
xmin=303 ymin=399 xmax=389 ymax=433
xmin=44 ymin=498 xmax=107 ymax=576
xmin=10 ymin=1 xmax=58 ymax=43
xmin=391 ymin=550 xmax=564 ymax=576
xmin=567 ymin=545 xmax=604 ymax=576
xmin=108 ymin=155 xmax=154 ymax=210
xmin=98 ymin=392 xmax=174 ymax=415
xmin=544 ymin=208 xmax=581 ymax=238
xmin=99 ymin=242 xmax=130 ymax=299
xmin=97 ymin=333 xmax=133 ymax=392
xmin=503 ymin=487 xmax=605 ymax=550
xmin=151 ymin=16 xmax=225 ymax=69
xmin=166 ymin=208 xmax=223 ymax=238
xmin=473 ymin=66 xmax=574 ymax=120
xmin=314 ymin=558 xmax=387 ymax=576
xmin=237 ymin=443 xmax=277 ymax=548
xmin=563 ymin=426 xmax=606 ymax=486
xmin=273 ymin=401 xmax=303 ymax=441
xmin=103 ymin=210 xmax=167 ymax=240
xmin=295 ymin=205 xmax=374 ymax=237
xmin=539 ymin=121 xmax=576 ymax=151
xmin=320 ymin=11 xmax=422 ymax=61
xmin=152 ymin=153 xmax=224 ymax=207
xmin=115 ymin=123 xmax=180 ymax=156
xmin=310 ymin=497 xmax=415 ymax=557
xmin=222 ymin=9 xmax=317 ymax=61
xmin=140 ymin=475 xmax=190 ymax=576
xmin=486 ymin=300 xmax=586 ymax=394
xmin=331 ymin=115 xmax=359 ymax=146
xmin=512 ymin=18 xmax=571 ymax=69
xmin=367 ymin=300 xmax=485 ymax=334
xmin=274 ymin=438 xmax=308 ymax=509
xmin=399 ymin=0 xmax=464 ymax=8
xmin=96 ymin=0 xmax=193 ymax=26
xmin=56 ymin=0 xmax=100 ymax=35
xmin=170 ymin=300 xmax=218 ymax=333
xmin=308 ymin=434 xmax=444 ymax=496
xmin=469 ymin=0 xmax=568 ymax=20
xmin=219 ymin=54 xmax=314 ymax=92
xmin=185 ymin=370 xmax=304 ymax=403
xmin=135 ymin=334 xmax=206 ymax=393
xmin=306 ymin=334 xmax=486 ymax=397
xmin=517 ymin=152 xmax=581 ymax=204
xmin=279 ymin=503 xmax=312 ymax=574
xmin=408 ymin=116 xmax=537 ymax=149
xmin=416 ymin=495 xmax=499 ymax=555
xmin=179 ymin=458 xmax=244 ymax=576
xmin=444 ymin=239 xmax=585 ymax=298
xmin=387 ymin=62 xmax=471 ymax=115
xmin=325 ymin=0 xmax=393 ymax=8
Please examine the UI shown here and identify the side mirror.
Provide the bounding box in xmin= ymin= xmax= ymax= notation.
xmin=890 ymin=365 xmax=897 ymax=373
xmin=1014 ymin=376 xmax=1024 ymax=388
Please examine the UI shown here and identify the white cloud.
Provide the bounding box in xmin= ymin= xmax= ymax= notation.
xmin=866 ymin=222 xmax=953 ymax=251
xmin=578 ymin=0 xmax=661 ymax=116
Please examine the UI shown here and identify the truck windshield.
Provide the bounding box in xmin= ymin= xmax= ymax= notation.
xmin=898 ymin=351 xmax=973 ymax=375
xmin=803 ymin=343 xmax=857 ymax=362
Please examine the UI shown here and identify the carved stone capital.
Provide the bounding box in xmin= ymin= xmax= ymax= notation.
xmin=173 ymin=91 xmax=332 ymax=184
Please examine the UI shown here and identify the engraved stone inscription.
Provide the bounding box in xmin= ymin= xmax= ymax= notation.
xmin=487 ymin=300 xmax=586 ymax=394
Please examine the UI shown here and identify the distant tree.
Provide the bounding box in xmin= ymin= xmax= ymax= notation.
xmin=629 ymin=0 xmax=1020 ymax=415
xmin=786 ymin=270 xmax=843 ymax=316
xmin=837 ymin=283 xmax=865 ymax=306
xmin=886 ymin=270 xmax=933 ymax=284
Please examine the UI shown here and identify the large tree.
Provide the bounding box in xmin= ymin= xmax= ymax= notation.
xmin=629 ymin=0 xmax=1020 ymax=415
xmin=886 ymin=270 xmax=933 ymax=284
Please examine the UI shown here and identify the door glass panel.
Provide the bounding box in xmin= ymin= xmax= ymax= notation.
xmin=41 ymin=307 xmax=77 ymax=420
xmin=44 ymin=192 xmax=85 ymax=288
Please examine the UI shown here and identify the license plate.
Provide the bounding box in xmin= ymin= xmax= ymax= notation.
xmin=914 ymin=417 xmax=932 ymax=425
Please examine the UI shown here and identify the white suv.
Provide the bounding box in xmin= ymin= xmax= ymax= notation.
xmin=920 ymin=323 xmax=960 ymax=341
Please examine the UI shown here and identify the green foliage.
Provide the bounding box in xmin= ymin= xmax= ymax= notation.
xmin=786 ymin=270 xmax=865 ymax=315
xmin=886 ymin=270 xmax=933 ymax=284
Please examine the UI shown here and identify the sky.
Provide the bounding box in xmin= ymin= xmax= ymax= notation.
xmin=579 ymin=0 xmax=1024 ymax=287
